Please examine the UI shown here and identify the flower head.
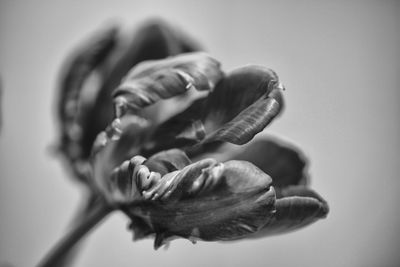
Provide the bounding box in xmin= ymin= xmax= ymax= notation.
xmin=57 ymin=20 xmax=328 ymax=250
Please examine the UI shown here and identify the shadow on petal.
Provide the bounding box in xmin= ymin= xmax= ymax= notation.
xmin=121 ymin=160 xmax=276 ymax=249
xmin=57 ymin=25 xmax=119 ymax=182
xmin=145 ymin=65 xmax=284 ymax=155
xmin=144 ymin=149 xmax=192 ymax=176
xmin=91 ymin=114 xmax=151 ymax=202
xmin=60 ymin=19 xmax=202 ymax=177
xmin=82 ymin=20 xmax=202 ymax=159
xmin=196 ymin=135 xmax=309 ymax=188
xmin=113 ymin=52 xmax=222 ymax=122
xmin=250 ymin=186 xmax=329 ymax=238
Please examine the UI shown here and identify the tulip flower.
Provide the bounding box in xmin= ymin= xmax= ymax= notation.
xmin=39 ymin=19 xmax=328 ymax=267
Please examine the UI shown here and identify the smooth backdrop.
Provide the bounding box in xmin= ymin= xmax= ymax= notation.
xmin=1 ymin=1 xmax=399 ymax=267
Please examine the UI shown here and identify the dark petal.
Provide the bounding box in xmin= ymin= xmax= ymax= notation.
xmin=57 ymin=25 xmax=118 ymax=181
xmin=145 ymin=65 xmax=284 ymax=154
xmin=142 ymin=98 xmax=206 ymax=155
xmin=128 ymin=215 xmax=155 ymax=241
xmin=80 ymin=20 xmax=201 ymax=161
xmin=113 ymin=52 xmax=222 ymax=113
xmin=203 ymin=96 xmax=280 ymax=145
xmin=251 ymin=186 xmax=329 ymax=238
xmin=275 ymin=185 xmax=328 ymax=202
xmin=137 ymin=160 xmax=274 ymax=202
xmin=122 ymin=160 xmax=276 ymax=249
xmin=142 ymin=158 xmax=220 ymax=201
xmin=144 ymin=149 xmax=192 ymax=176
xmin=91 ymin=115 xmax=151 ymax=202
xmin=196 ymin=136 xmax=309 ymax=188
xmin=200 ymin=65 xmax=284 ymax=145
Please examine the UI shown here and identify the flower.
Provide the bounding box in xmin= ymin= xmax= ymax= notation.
xmin=57 ymin=19 xmax=329 ymax=250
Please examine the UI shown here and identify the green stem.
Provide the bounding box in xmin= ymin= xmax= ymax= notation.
xmin=37 ymin=201 xmax=113 ymax=267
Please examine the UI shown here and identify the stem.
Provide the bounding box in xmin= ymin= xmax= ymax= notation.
xmin=54 ymin=195 xmax=105 ymax=267
xmin=37 ymin=201 xmax=113 ymax=267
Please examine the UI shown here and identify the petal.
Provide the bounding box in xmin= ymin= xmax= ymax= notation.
xmin=144 ymin=149 xmax=192 ymax=176
xmin=193 ymin=135 xmax=309 ymax=188
xmin=91 ymin=115 xmax=151 ymax=202
xmin=250 ymin=186 xmax=329 ymax=238
xmin=112 ymin=52 xmax=222 ymax=115
xmin=144 ymin=65 xmax=284 ymax=154
xmin=122 ymin=160 xmax=276 ymax=249
xmin=79 ymin=20 xmax=201 ymax=162
xmin=200 ymin=65 xmax=284 ymax=145
xmin=57 ymin=25 xmax=118 ymax=181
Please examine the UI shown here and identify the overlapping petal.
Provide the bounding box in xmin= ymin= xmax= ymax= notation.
xmin=198 ymin=135 xmax=308 ymax=188
xmin=114 ymin=147 xmax=326 ymax=248
xmin=113 ymin=52 xmax=223 ymax=119
xmin=82 ymin=21 xmax=202 ymax=160
xmin=57 ymin=25 xmax=118 ymax=182
xmin=57 ymin=19 xmax=329 ymax=252
xmin=192 ymin=136 xmax=329 ymax=237
xmin=145 ymin=65 xmax=285 ymax=155
xmin=111 ymin=153 xmax=276 ymax=249
xmin=57 ymin=20 xmax=201 ymax=183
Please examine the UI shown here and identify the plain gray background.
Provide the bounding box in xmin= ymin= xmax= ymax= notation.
xmin=1 ymin=0 xmax=399 ymax=266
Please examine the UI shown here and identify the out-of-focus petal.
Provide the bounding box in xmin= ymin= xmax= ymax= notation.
xmin=121 ymin=160 xmax=276 ymax=249
xmin=79 ymin=20 xmax=202 ymax=163
xmin=146 ymin=65 xmax=284 ymax=155
xmin=57 ymin=25 xmax=118 ymax=181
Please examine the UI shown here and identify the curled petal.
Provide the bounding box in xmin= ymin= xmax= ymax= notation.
xmin=196 ymin=136 xmax=308 ymax=188
xmin=145 ymin=65 xmax=284 ymax=154
xmin=144 ymin=149 xmax=192 ymax=176
xmin=200 ymin=65 xmax=284 ymax=145
xmin=79 ymin=20 xmax=202 ymax=164
xmin=91 ymin=114 xmax=151 ymax=202
xmin=251 ymin=186 xmax=329 ymax=237
xmin=121 ymin=160 xmax=276 ymax=249
xmin=57 ymin=25 xmax=118 ymax=181
xmin=113 ymin=52 xmax=223 ymax=114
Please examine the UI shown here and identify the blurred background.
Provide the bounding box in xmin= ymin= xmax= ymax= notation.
xmin=0 ymin=0 xmax=399 ymax=266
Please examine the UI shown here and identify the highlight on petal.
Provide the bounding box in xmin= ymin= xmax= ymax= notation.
xmin=144 ymin=149 xmax=192 ymax=176
xmin=196 ymin=136 xmax=329 ymax=237
xmin=81 ymin=20 xmax=202 ymax=159
xmin=59 ymin=20 xmax=203 ymax=183
xmin=196 ymin=135 xmax=309 ymax=188
xmin=250 ymin=185 xmax=329 ymax=238
xmin=120 ymin=159 xmax=276 ymax=249
xmin=200 ymin=65 xmax=284 ymax=145
xmin=112 ymin=52 xmax=223 ymax=115
xmin=91 ymin=114 xmax=151 ymax=202
xmin=53 ymin=18 xmax=329 ymax=260
xmin=145 ymin=65 xmax=285 ymax=155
